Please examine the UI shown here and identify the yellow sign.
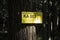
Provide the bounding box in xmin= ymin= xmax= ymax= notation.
xmin=22 ymin=12 xmax=43 ymax=24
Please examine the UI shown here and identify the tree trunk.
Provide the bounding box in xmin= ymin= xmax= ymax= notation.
xmin=19 ymin=26 xmax=36 ymax=40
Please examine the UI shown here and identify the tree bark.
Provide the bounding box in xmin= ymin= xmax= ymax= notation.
xmin=19 ymin=26 xmax=36 ymax=40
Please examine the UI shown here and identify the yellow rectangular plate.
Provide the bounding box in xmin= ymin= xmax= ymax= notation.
xmin=22 ymin=12 xmax=43 ymax=24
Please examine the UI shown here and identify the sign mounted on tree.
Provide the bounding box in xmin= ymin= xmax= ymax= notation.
xmin=22 ymin=12 xmax=43 ymax=24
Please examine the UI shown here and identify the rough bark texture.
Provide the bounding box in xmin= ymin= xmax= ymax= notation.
xmin=19 ymin=26 xmax=36 ymax=40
